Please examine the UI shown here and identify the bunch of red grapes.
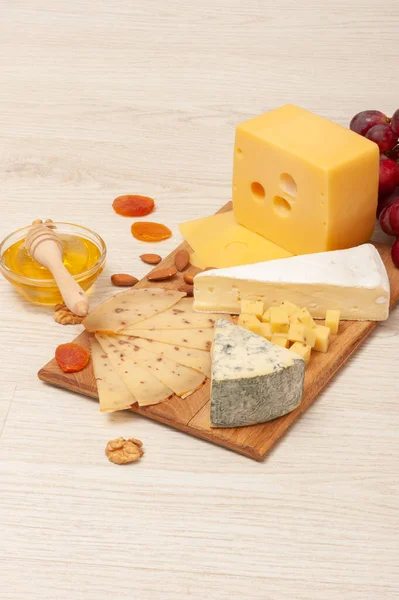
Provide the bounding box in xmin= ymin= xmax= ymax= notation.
xmin=350 ymin=109 xmax=399 ymax=267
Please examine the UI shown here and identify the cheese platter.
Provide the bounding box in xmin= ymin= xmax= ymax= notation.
xmin=38 ymin=202 xmax=399 ymax=460
xmin=31 ymin=104 xmax=399 ymax=461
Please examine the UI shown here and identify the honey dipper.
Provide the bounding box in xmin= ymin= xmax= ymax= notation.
xmin=25 ymin=222 xmax=89 ymax=316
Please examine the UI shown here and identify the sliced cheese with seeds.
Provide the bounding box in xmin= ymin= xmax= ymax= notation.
xmin=102 ymin=335 xmax=205 ymax=397
xmin=84 ymin=288 xmax=185 ymax=333
xmin=96 ymin=335 xmax=173 ymax=406
xmin=121 ymin=297 xmax=223 ymax=331
xmin=120 ymin=327 xmax=214 ymax=351
xmin=90 ymin=337 xmax=135 ymax=412
xmin=117 ymin=336 xmax=212 ymax=377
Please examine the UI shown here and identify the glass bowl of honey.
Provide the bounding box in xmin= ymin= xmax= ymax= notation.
xmin=0 ymin=223 xmax=106 ymax=305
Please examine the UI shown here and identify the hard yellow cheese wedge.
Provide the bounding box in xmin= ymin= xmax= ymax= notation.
xmin=179 ymin=210 xmax=292 ymax=269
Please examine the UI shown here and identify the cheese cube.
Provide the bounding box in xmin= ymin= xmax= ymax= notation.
xmin=290 ymin=342 xmax=311 ymax=364
xmin=313 ymin=325 xmax=330 ymax=353
xmin=271 ymin=334 xmax=290 ymax=348
xmin=303 ymin=326 xmax=317 ymax=348
xmin=240 ymin=299 xmax=264 ymax=318
xmin=325 ymin=309 xmax=340 ymax=334
xmin=261 ymin=308 xmax=271 ymax=322
xmin=288 ymin=323 xmax=305 ymax=343
xmin=269 ymin=307 xmax=289 ymax=333
xmin=258 ymin=322 xmax=272 ymax=340
xmin=232 ymin=104 xmax=379 ymax=256
xmin=289 ymin=317 xmax=301 ymax=325
xmin=238 ymin=313 xmax=261 ymax=334
xmin=294 ymin=308 xmax=316 ymax=329
xmin=280 ymin=301 xmax=300 ymax=317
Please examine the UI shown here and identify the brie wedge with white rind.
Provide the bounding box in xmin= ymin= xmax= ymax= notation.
xmin=210 ymin=319 xmax=305 ymax=428
xmin=194 ymin=244 xmax=390 ymax=321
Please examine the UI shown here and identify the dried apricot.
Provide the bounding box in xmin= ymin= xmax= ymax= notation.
xmin=113 ymin=195 xmax=155 ymax=217
xmin=131 ymin=221 xmax=172 ymax=242
xmin=55 ymin=343 xmax=90 ymax=373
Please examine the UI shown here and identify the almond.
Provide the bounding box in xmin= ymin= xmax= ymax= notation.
xmin=147 ymin=266 xmax=177 ymax=281
xmin=183 ymin=272 xmax=195 ymax=285
xmin=174 ymin=249 xmax=190 ymax=271
xmin=204 ymin=266 xmax=217 ymax=271
xmin=178 ymin=283 xmax=193 ymax=297
xmin=111 ymin=274 xmax=139 ymax=287
xmin=140 ymin=253 xmax=162 ymax=265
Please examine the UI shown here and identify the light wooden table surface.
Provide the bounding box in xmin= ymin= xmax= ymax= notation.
xmin=1 ymin=2 xmax=398 ymax=599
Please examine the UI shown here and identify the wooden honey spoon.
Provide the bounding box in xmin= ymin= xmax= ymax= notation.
xmin=25 ymin=222 xmax=89 ymax=317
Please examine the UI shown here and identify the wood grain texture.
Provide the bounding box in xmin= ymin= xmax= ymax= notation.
xmin=38 ymin=222 xmax=399 ymax=460
xmin=1 ymin=2 xmax=399 ymax=599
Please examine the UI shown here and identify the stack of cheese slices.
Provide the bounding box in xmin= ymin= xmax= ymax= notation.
xmin=84 ymin=288 xmax=230 ymax=413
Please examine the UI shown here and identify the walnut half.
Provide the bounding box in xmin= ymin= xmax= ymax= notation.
xmin=54 ymin=304 xmax=84 ymax=325
xmin=105 ymin=437 xmax=144 ymax=465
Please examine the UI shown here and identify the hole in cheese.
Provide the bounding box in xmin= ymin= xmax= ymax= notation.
xmin=224 ymin=241 xmax=248 ymax=252
xmin=236 ymin=147 xmax=243 ymax=158
xmin=280 ymin=173 xmax=297 ymax=197
xmin=251 ymin=182 xmax=265 ymax=201
xmin=273 ymin=196 xmax=291 ymax=217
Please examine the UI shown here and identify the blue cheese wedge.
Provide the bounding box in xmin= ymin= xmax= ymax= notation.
xmin=210 ymin=319 xmax=305 ymax=428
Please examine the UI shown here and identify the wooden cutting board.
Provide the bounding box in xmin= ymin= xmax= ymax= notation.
xmin=38 ymin=204 xmax=399 ymax=460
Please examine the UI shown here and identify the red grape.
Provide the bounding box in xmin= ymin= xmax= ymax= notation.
xmin=366 ymin=124 xmax=397 ymax=153
xmin=392 ymin=238 xmax=399 ymax=268
xmin=391 ymin=109 xmax=399 ymax=136
xmin=378 ymin=157 xmax=399 ymax=198
xmin=377 ymin=186 xmax=399 ymax=217
xmin=379 ymin=200 xmax=399 ymax=236
xmin=385 ymin=145 xmax=399 ymax=161
xmin=350 ymin=110 xmax=389 ymax=136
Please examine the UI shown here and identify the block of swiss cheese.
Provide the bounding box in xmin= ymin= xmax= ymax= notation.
xmin=233 ymin=104 xmax=379 ymax=255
